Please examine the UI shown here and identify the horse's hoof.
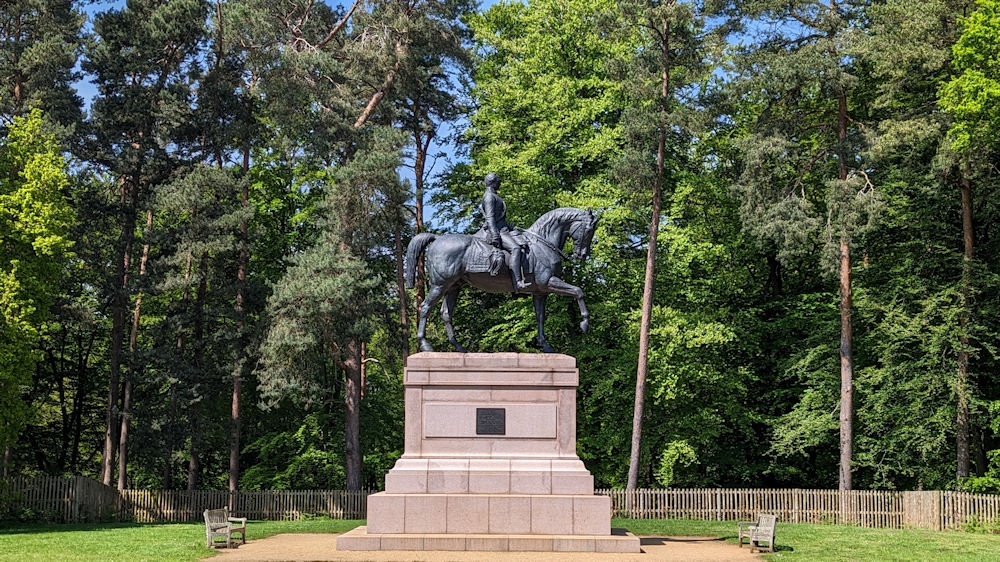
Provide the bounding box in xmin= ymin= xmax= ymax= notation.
xmin=454 ymin=344 xmax=468 ymax=353
xmin=419 ymin=341 xmax=434 ymax=352
xmin=541 ymin=343 xmax=556 ymax=353
xmin=580 ymin=319 xmax=590 ymax=333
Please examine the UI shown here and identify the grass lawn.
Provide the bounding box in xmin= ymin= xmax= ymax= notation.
xmin=1 ymin=518 xmax=999 ymax=561
xmin=0 ymin=518 xmax=363 ymax=562
xmin=616 ymin=518 xmax=1000 ymax=561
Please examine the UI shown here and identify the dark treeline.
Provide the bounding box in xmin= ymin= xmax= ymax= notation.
xmin=2 ymin=0 xmax=1000 ymax=494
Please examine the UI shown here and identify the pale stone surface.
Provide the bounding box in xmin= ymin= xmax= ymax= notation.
xmin=423 ymin=536 xmax=467 ymax=551
xmin=336 ymin=528 xmax=641 ymax=554
xmin=384 ymin=459 xmax=428 ymax=494
xmin=466 ymin=535 xmax=509 ymax=551
xmin=427 ymin=459 xmax=469 ymax=493
xmin=366 ymin=494 xmax=404 ymax=534
xmin=553 ymin=537 xmax=596 ymax=552
xmin=463 ymin=352 xmax=520 ymax=368
xmin=550 ymin=472 xmax=594 ymax=495
xmin=490 ymin=389 xmax=556 ymax=402
xmin=509 ymin=470 xmax=551 ymax=494
xmin=423 ymin=403 xmax=556 ymax=439
xmin=379 ymin=535 xmax=424 ymax=550
xmin=335 ymin=526 xmax=381 ymax=550
xmin=517 ymin=353 xmax=576 ymax=369
xmin=406 ymin=352 xmax=465 ymax=369
xmin=423 ymin=388 xmax=492 ymax=401
xmin=469 ymin=459 xmax=512 ymax=494
xmin=595 ymin=535 xmax=642 ymax=553
xmin=488 ymin=496 xmax=531 ymax=534
xmin=557 ymin=389 xmax=575 ymax=455
xmin=508 ymin=536 xmax=554 ymax=552
xmin=404 ymin=495 xmax=447 ymax=534
xmin=573 ymin=496 xmax=611 ymax=535
xmin=446 ymin=496 xmax=489 ymax=533
xmin=530 ymin=496 xmax=573 ymax=535
xmin=420 ymin=438 xmax=492 ymax=458
xmin=404 ymin=388 xmax=422 ymax=456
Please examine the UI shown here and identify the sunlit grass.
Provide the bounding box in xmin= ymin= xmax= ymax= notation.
xmin=615 ymin=518 xmax=1000 ymax=561
xmin=0 ymin=518 xmax=363 ymax=562
xmin=1 ymin=517 xmax=998 ymax=561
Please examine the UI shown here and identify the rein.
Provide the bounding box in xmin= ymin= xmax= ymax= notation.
xmin=524 ymin=228 xmax=572 ymax=261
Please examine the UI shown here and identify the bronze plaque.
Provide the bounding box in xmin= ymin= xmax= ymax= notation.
xmin=476 ymin=408 xmax=506 ymax=435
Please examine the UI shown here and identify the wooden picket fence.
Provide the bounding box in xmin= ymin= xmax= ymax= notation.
xmin=122 ymin=489 xmax=369 ymax=522
xmin=5 ymin=477 xmax=1000 ymax=529
xmin=596 ymin=488 xmax=1000 ymax=530
xmin=1 ymin=475 xmax=120 ymax=522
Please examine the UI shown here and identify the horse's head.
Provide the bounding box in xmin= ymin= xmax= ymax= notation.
xmin=570 ymin=209 xmax=598 ymax=261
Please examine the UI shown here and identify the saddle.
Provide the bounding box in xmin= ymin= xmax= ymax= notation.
xmin=466 ymin=238 xmax=507 ymax=275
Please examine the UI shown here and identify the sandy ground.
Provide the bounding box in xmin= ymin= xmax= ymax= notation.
xmin=205 ymin=533 xmax=762 ymax=562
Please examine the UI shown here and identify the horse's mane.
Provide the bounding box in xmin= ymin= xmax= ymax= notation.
xmin=527 ymin=207 xmax=586 ymax=234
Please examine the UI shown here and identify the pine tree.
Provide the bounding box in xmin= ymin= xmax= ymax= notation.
xmin=0 ymin=0 xmax=83 ymax=132
xmin=84 ymin=0 xmax=208 ymax=487
xmin=722 ymin=0 xmax=877 ymax=491
xmin=606 ymin=0 xmax=711 ymax=491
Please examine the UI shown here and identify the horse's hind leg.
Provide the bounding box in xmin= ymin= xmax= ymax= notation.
xmin=441 ymin=287 xmax=466 ymax=353
xmin=533 ymin=294 xmax=555 ymax=353
xmin=417 ymin=283 xmax=446 ymax=352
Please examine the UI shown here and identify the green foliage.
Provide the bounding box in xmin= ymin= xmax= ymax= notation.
xmin=654 ymin=441 xmax=698 ymax=488
xmin=0 ymin=108 xmax=73 ymax=450
xmin=940 ymin=0 xmax=1000 ymax=152
xmin=241 ymin=413 xmax=346 ymax=490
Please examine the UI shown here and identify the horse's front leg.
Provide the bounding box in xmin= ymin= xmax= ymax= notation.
xmin=441 ymin=287 xmax=466 ymax=353
xmin=533 ymin=293 xmax=555 ymax=353
xmin=544 ymin=277 xmax=589 ymax=334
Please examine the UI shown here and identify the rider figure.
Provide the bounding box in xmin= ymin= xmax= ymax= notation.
xmin=482 ymin=173 xmax=530 ymax=291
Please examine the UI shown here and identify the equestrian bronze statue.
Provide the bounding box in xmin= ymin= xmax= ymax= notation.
xmin=405 ymin=174 xmax=598 ymax=353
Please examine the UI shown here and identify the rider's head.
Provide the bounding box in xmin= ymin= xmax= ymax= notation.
xmin=484 ymin=173 xmax=500 ymax=191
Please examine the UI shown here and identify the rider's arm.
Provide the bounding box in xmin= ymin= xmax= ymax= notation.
xmin=484 ymin=196 xmax=501 ymax=245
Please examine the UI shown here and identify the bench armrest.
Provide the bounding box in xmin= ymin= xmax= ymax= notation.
xmin=229 ymin=517 xmax=247 ymax=526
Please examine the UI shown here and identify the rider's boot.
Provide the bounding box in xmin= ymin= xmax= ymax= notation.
xmin=510 ymin=247 xmax=530 ymax=291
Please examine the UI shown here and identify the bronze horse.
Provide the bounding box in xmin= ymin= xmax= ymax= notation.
xmin=405 ymin=207 xmax=598 ymax=353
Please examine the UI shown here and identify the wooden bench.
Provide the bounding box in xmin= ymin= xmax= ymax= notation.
xmin=204 ymin=507 xmax=247 ymax=548
xmin=738 ymin=513 xmax=777 ymax=553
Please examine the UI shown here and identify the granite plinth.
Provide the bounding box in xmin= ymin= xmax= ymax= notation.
xmin=351 ymin=353 xmax=632 ymax=552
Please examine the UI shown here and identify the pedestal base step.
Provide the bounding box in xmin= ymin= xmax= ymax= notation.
xmin=337 ymin=526 xmax=641 ymax=553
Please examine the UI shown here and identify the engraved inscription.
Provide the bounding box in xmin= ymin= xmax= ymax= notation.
xmin=476 ymin=408 xmax=506 ymax=435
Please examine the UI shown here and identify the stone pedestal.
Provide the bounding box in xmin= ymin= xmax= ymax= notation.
xmin=337 ymin=353 xmax=640 ymax=553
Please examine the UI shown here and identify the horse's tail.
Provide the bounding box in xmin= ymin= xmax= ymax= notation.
xmin=405 ymin=233 xmax=436 ymax=288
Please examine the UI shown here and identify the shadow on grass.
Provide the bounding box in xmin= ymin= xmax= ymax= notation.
xmin=0 ymin=521 xmax=199 ymax=535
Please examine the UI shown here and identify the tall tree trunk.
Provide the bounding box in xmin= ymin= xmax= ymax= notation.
xmin=343 ymin=338 xmax=362 ymax=491
xmin=103 ymin=176 xmax=137 ymax=486
xmin=836 ymin=85 xmax=854 ymax=492
xmin=628 ymin=21 xmax=670 ymax=491
xmin=2 ymin=447 xmax=11 ymax=478
xmin=230 ymin=149 xmax=250 ymax=504
xmin=118 ymin=209 xmax=152 ymax=490
xmin=957 ymin=160 xmax=974 ymax=482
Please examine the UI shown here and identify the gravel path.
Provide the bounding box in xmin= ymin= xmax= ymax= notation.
xmin=206 ymin=533 xmax=761 ymax=561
